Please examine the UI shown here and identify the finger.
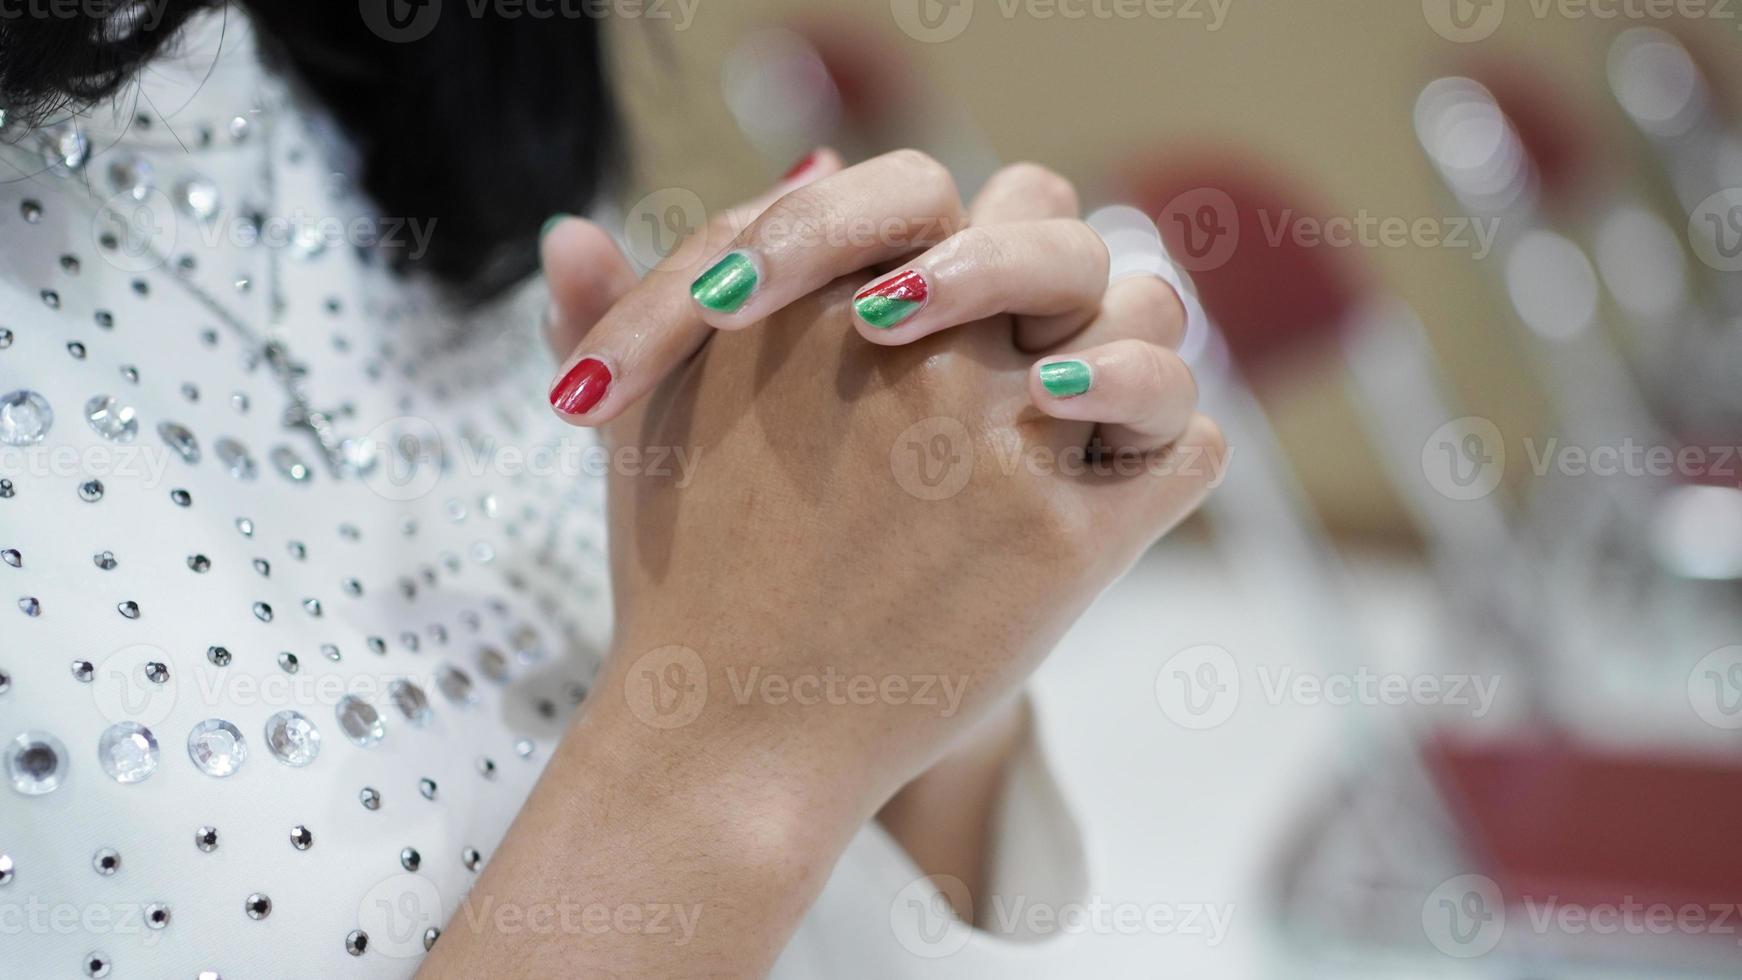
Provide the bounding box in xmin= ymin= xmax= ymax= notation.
xmin=1030 ymin=338 xmax=1199 ymax=452
xmin=849 ymin=219 xmax=1108 ymax=345
xmin=687 ymin=149 xmax=967 ymax=328
xmin=546 ymin=150 xmax=842 ymax=424
xmin=968 ymin=162 xmax=1080 ymax=225
xmin=1100 ymin=412 xmax=1229 ymax=540
xmin=1060 ymin=274 xmax=1188 ymax=353
xmin=540 ymin=217 xmax=639 ymax=357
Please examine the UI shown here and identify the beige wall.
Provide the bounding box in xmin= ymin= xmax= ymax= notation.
xmin=608 ymin=1 xmax=1742 ymax=541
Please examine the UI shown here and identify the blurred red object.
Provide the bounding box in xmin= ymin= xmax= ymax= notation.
xmin=1426 ymin=735 xmax=1742 ymax=911
xmin=1125 ymin=153 xmax=1366 ymax=380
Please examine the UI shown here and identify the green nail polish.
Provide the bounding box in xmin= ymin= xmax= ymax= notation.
xmin=539 ymin=213 xmax=571 ymax=241
xmin=1039 ymin=360 xmax=1092 ymax=398
xmin=690 ymin=251 xmax=759 ymax=313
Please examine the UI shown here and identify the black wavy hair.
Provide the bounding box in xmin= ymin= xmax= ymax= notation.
xmin=0 ymin=0 xmax=617 ymax=303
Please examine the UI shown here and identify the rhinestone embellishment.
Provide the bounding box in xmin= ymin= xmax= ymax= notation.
xmin=186 ymin=719 xmax=247 ymax=777
xmin=263 ymin=710 xmax=321 ymax=767
xmin=7 ymin=731 xmax=68 ymax=795
xmin=83 ymin=395 xmax=138 ymax=443
xmin=335 ymin=695 xmax=385 ymax=747
xmin=96 ymin=722 xmax=159 ymax=783
xmin=0 ymin=390 xmax=53 ymax=446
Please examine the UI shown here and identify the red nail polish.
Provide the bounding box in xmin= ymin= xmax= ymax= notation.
xmin=550 ymin=358 xmax=612 ymax=415
xmin=782 ymin=150 xmax=820 ymax=182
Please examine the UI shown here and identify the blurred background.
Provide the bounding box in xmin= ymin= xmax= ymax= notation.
xmin=604 ymin=3 xmax=1742 ymax=976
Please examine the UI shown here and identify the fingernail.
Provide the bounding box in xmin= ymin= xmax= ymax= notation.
xmin=690 ymin=250 xmax=759 ymax=313
xmin=550 ymin=357 xmax=612 ymax=415
xmin=853 ymin=270 xmax=929 ymax=329
xmin=1039 ymin=360 xmax=1092 ymax=398
xmin=782 ymin=149 xmax=821 ymax=182
xmin=539 ymin=213 xmax=571 ymax=242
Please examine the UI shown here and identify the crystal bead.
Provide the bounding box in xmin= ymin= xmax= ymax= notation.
xmin=169 ymin=488 xmax=191 ymax=507
xmin=289 ymin=825 xmax=313 ymax=850
xmin=176 ymin=177 xmax=220 ymax=221
xmin=436 ymin=664 xmax=476 ymax=706
xmin=215 ymin=438 xmax=258 ymax=480
xmin=117 ymin=600 xmax=141 ymax=619
xmin=96 ymin=722 xmax=159 ymax=783
xmin=515 ymin=739 xmax=535 ymax=759
xmin=276 ymin=652 xmax=298 ymax=673
xmin=264 ymin=710 xmax=320 ymax=766
xmin=71 ymin=660 xmax=93 ymax=682
xmin=0 ymin=852 xmax=13 ymax=884
xmin=186 ymin=719 xmax=246 ymax=777
xmin=188 ymin=554 xmax=210 ymax=573
xmin=271 ymin=445 xmax=312 ymax=483
xmin=424 ymin=928 xmax=440 ymax=951
xmin=462 ymin=847 xmax=482 ymax=872
xmin=92 ymin=848 xmax=120 ymax=875
xmin=194 ymin=826 xmax=219 ymax=852
xmin=82 ymin=951 xmax=109 ymax=977
xmin=0 ymin=328 xmax=12 ymax=348
xmin=345 ymin=930 xmax=369 ymax=956
xmin=419 ymin=777 xmax=437 ymax=800
xmin=92 ymin=551 xmax=117 ymax=570
xmin=252 ymin=558 xmax=270 ymax=577
xmin=302 ymin=597 xmax=322 ymax=617
xmin=245 ymin=893 xmax=271 ymax=920
xmin=253 ymin=601 xmax=272 ymax=622
xmin=335 ymin=695 xmax=384 ymax=747
xmin=359 ymin=786 xmax=381 ymax=810
xmin=388 ymin=680 xmax=431 ymax=726
xmin=18 ymin=597 xmax=41 ymax=616
xmin=6 ymin=731 xmax=65 ymax=795
xmin=84 ymin=395 xmax=138 ymax=443
xmin=79 ymin=480 xmax=104 ymax=502
xmin=43 ymin=124 xmax=89 ymax=171
xmin=0 ymin=390 xmax=53 ymax=446
xmin=107 ymin=155 xmax=154 ymax=200
xmin=20 ymin=199 xmax=42 ymax=223
xmin=157 ymin=421 xmax=200 ymax=463
xmin=477 ymin=647 xmax=510 ymax=684
xmin=1 ymin=549 xmax=18 ymax=568
xmin=143 ymin=661 xmax=168 ymax=683
xmin=235 ymin=517 xmax=254 ymax=537
xmin=206 ymin=646 xmax=231 ymax=667
xmin=144 ymin=904 xmax=169 ymax=929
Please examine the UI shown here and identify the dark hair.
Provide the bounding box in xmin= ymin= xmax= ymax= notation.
xmin=0 ymin=0 xmax=617 ymax=303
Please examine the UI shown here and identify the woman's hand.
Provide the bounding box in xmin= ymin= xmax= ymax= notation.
xmin=421 ymin=153 xmax=1224 ymax=980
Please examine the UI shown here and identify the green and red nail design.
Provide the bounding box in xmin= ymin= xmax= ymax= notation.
xmin=853 ymin=271 xmax=928 ymax=329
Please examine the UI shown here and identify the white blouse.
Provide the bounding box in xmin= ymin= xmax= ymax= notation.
xmin=0 ymin=15 xmax=1085 ymax=979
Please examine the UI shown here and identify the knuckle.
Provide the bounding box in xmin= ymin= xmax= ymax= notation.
xmin=885 ymin=148 xmax=952 ymax=187
xmin=1193 ymin=415 xmax=1230 ymax=471
xmin=1126 ymin=276 xmax=1186 ymax=341
xmin=756 ymin=187 xmax=839 ymax=250
xmin=947 ymin=225 xmax=1008 ymax=270
xmin=996 ymin=162 xmax=1079 ymax=214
